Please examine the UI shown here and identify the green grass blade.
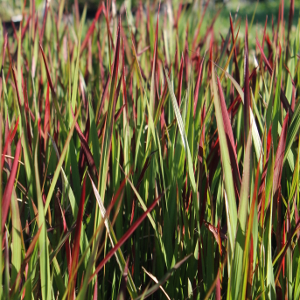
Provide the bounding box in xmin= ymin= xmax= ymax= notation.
xmin=163 ymin=67 xmax=196 ymax=192
xmin=34 ymin=127 xmax=51 ymax=300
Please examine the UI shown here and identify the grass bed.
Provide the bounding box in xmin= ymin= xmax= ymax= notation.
xmin=1 ymin=0 xmax=300 ymax=299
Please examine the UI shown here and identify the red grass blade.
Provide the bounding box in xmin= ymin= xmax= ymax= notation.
xmin=111 ymin=18 xmax=121 ymax=92
xmin=191 ymin=0 xmax=210 ymax=51
xmin=106 ymin=175 xmax=128 ymax=220
xmin=90 ymin=193 xmax=162 ymax=281
xmin=44 ymin=82 xmax=50 ymax=152
xmin=1 ymin=118 xmax=19 ymax=171
xmin=72 ymin=109 xmax=99 ymax=180
xmin=281 ymin=221 xmax=286 ymax=276
xmin=21 ymin=16 xmax=31 ymax=42
xmin=274 ymin=219 xmax=300 ymax=282
xmin=24 ymin=225 xmax=42 ymax=266
xmin=93 ymin=277 xmax=98 ymax=299
xmin=1 ymin=33 xmax=8 ymax=69
xmin=229 ymin=14 xmax=240 ymax=84
xmin=177 ymin=54 xmax=184 ymax=107
xmin=273 ymin=112 xmax=289 ymax=193
xmin=244 ymin=18 xmax=250 ymax=142
xmin=121 ymin=42 xmax=129 ymax=118
xmin=149 ymin=2 xmax=160 ymax=114
xmin=1 ymin=139 xmax=21 ymax=233
xmin=39 ymin=43 xmax=55 ymax=95
xmin=193 ymin=56 xmax=205 ymax=116
xmin=80 ymin=4 xmax=104 ymax=55
xmin=246 ymin=235 xmax=254 ymax=298
xmin=57 ymin=198 xmax=72 ymax=275
xmin=256 ymin=38 xmax=273 ymax=74
xmin=217 ymin=76 xmax=241 ymax=189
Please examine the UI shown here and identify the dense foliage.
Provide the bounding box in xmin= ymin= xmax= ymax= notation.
xmin=1 ymin=0 xmax=300 ymax=299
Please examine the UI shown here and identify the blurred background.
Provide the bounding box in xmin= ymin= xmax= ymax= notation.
xmin=0 ymin=0 xmax=299 ymax=42
xmin=0 ymin=0 xmax=291 ymax=22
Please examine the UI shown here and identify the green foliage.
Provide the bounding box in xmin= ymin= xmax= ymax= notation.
xmin=1 ymin=0 xmax=300 ymax=299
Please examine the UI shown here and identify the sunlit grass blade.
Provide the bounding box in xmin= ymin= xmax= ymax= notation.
xmin=163 ymin=67 xmax=196 ymax=192
xmin=142 ymin=266 xmax=171 ymax=299
xmin=135 ymin=254 xmax=192 ymax=300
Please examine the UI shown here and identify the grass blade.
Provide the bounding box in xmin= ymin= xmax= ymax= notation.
xmin=211 ymin=66 xmax=237 ymax=259
xmin=163 ymin=68 xmax=196 ymax=192
xmin=1 ymin=139 xmax=21 ymax=233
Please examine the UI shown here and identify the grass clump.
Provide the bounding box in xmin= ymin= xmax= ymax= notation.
xmin=1 ymin=0 xmax=300 ymax=298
